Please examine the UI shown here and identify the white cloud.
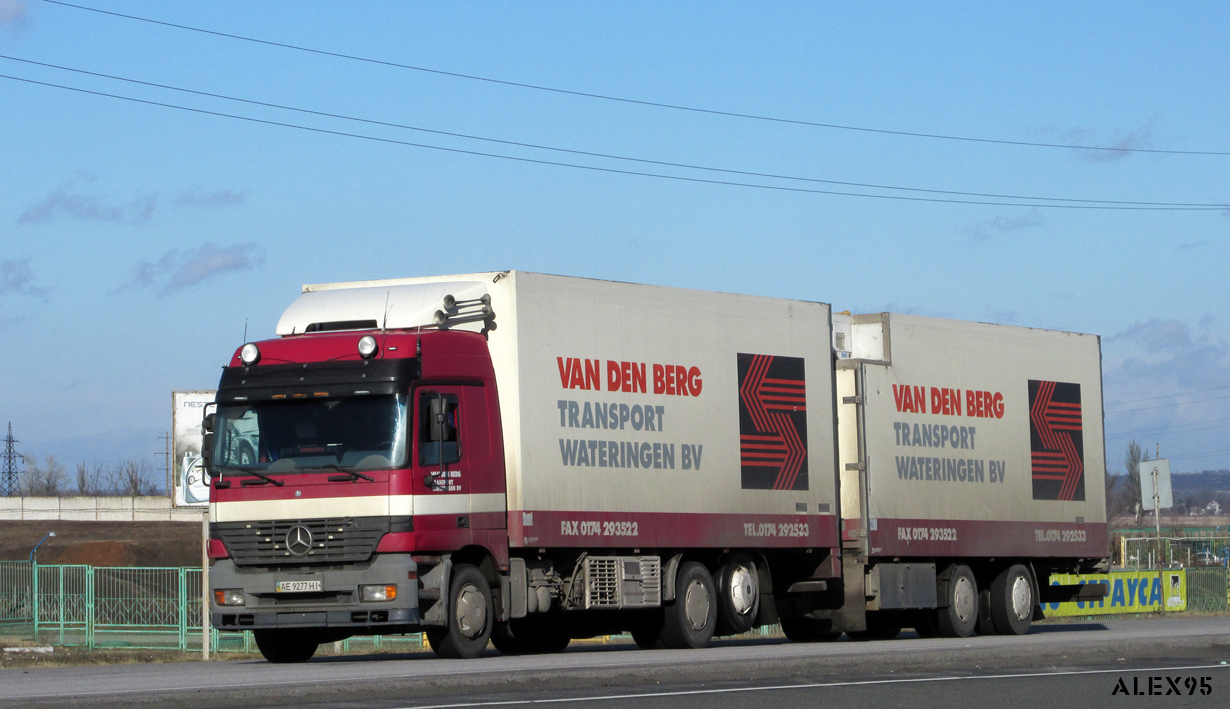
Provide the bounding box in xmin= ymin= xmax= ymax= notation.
xmin=0 ymin=257 xmax=50 ymax=299
xmin=118 ymin=242 xmax=265 ymax=295
xmin=0 ymin=0 xmax=27 ymax=29
xmin=18 ymin=175 xmax=157 ymax=226
xmin=1065 ymin=120 xmax=1157 ymax=163
xmin=174 ymin=189 xmax=246 ymax=209
xmin=962 ymin=211 xmax=1044 ymax=243
xmin=1102 ymin=318 xmax=1230 ymax=470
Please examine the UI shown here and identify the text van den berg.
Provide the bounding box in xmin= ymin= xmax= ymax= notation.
xmin=557 ymin=357 xmax=702 ymax=396
xmin=892 ymin=383 xmax=1004 ymax=418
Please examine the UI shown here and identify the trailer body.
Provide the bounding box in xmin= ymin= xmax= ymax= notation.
xmin=836 ymin=312 xmax=1106 ymax=558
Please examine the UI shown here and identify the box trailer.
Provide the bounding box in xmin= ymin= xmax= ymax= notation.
xmin=830 ymin=313 xmax=1108 ymax=638
xmin=203 ymin=272 xmax=1107 ymax=661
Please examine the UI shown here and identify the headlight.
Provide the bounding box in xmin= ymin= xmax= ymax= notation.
xmin=360 ymin=584 xmax=397 ymax=602
xmin=214 ymin=588 xmax=245 ymax=606
xmin=357 ymin=335 xmax=378 ymax=359
xmin=240 ymin=343 xmax=261 ymax=365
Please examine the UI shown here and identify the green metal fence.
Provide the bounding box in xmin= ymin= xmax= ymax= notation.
xmin=0 ymin=560 xmax=426 ymax=653
xmin=2 ymin=559 xmax=1228 ymax=654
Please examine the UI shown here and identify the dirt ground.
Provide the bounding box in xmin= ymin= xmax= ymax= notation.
xmin=0 ymin=521 xmax=202 ymax=567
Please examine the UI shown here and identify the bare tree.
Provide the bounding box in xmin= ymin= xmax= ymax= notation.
xmin=21 ymin=454 xmax=67 ymax=496
xmin=1124 ymin=440 xmax=1149 ymax=525
xmin=116 ymin=458 xmax=159 ymax=496
xmin=74 ymin=460 xmax=106 ymax=496
xmin=1105 ymin=466 xmax=1123 ymax=518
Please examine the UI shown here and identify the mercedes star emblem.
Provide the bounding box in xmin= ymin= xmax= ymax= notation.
xmin=285 ymin=525 xmax=313 ymax=556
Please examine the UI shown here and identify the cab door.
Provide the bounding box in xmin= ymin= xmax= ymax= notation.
xmin=413 ymin=384 xmax=505 ymax=534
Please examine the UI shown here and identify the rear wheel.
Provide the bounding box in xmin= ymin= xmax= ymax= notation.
xmin=715 ymin=554 xmax=760 ymax=636
xmin=936 ymin=565 xmax=978 ymax=638
xmin=989 ymin=564 xmax=1035 ymax=635
xmin=254 ymin=629 xmax=318 ymax=663
xmin=659 ymin=562 xmax=717 ymax=649
xmin=428 ymin=564 xmax=493 ymax=659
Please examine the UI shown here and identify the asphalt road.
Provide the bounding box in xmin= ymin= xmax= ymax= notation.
xmin=3 ymin=617 xmax=1229 ymax=709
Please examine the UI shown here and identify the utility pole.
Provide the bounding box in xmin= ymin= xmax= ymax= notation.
xmin=1 ymin=422 xmax=21 ymax=497
xmin=158 ymin=432 xmax=172 ymax=497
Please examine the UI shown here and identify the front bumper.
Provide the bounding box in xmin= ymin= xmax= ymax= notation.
xmin=210 ymin=553 xmax=420 ymax=632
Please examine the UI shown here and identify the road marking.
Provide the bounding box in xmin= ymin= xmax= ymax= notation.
xmin=395 ymin=663 xmax=1230 ymax=709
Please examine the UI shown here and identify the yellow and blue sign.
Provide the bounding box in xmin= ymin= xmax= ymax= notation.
xmin=1044 ymin=570 xmax=1186 ymax=616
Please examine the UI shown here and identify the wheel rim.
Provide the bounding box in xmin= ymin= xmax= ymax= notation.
xmin=684 ymin=580 xmax=711 ymax=631
xmin=952 ymin=576 xmax=975 ymax=622
xmin=455 ymin=583 xmax=487 ymax=638
xmin=729 ymin=565 xmax=757 ymax=616
xmin=1010 ymin=574 xmax=1032 ymax=621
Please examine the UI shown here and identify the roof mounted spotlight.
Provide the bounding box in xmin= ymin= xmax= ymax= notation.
xmin=240 ymin=343 xmax=261 ymax=366
xmin=357 ymin=335 xmax=379 ymax=359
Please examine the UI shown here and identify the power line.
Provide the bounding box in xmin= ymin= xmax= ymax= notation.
xmin=1169 ymin=447 xmax=1230 ymax=462
xmin=1111 ymin=416 xmax=1230 ymax=438
xmin=2 ymin=72 xmax=1227 ymax=212
xmin=1106 ymin=392 xmax=1230 ymax=414
xmin=6 ymin=55 xmax=1227 ymax=210
xmin=40 ymin=0 xmax=1230 ymax=158
xmin=1106 ymin=383 xmax=1230 ymax=406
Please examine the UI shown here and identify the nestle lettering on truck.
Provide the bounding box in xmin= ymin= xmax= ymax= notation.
xmin=203 ymin=272 xmax=1108 ymax=663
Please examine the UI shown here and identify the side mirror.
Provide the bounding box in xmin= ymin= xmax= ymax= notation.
xmin=201 ymin=408 xmax=216 ymax=477
xmin=201 ymin=432 xmax=214 ymax=478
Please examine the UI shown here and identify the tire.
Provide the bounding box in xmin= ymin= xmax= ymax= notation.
xmin=254 ymin=629 xmax=318 ymax=663
xmin=936 ymin=565 xmax=978 ymax=638
xmin=659 ymin=561 xmax=717 ymax=649
xmin=847 ymin=611 xmax=902 ymax=641
xmin=989 ymin=564 xmax=1035 ymax=636
xmin=714 ymin=554 xmax=760 ymax=636
xmin=779 ymin=616 xmax=841 ymax=643
xmin=428 ymin=564 xmax=493 ymax=659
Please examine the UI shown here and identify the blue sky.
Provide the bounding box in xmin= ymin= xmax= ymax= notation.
xmin=1 ymin=1 xmax=1227 ymax=478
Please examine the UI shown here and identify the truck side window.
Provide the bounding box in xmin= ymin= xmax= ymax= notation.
xmin=419 ymin=392 xmax=461 ymax=466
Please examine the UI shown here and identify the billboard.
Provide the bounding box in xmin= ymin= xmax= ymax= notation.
xmin=1045 ymin=569 xmax=1187 ymax=616
xmin=173 ymin=390 xmax=215 ymax=507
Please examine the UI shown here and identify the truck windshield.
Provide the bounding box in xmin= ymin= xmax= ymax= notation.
xmin=212 ymin=393 xmax=407 ymax=473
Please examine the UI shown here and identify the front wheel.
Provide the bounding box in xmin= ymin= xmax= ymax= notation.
xmin=428 ymin=564 xmax=493 ymax=659
xmin=253 ymin=629 xmax=318 ymax=663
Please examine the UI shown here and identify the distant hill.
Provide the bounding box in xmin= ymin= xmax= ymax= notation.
xmin=1171 ymin=470 xmax=1230 ymax=493
xmin=1107 ymin=470 xmax=1230 ymax=493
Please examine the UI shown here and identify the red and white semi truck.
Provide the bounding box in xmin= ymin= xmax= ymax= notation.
xmin=204 ymin=272 xmax=1108 ymax=662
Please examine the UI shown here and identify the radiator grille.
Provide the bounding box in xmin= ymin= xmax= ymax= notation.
xmin=585 ymin=557 xmax=621 ymax=608
xmin=584 ymin=556 xmax=661 ymax=609
xmin=212 ymin=517 xmax=388 ymax=567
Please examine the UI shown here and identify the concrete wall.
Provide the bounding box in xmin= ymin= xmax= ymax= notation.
xmin=0 ymin=497 xmax=203 ymax=522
